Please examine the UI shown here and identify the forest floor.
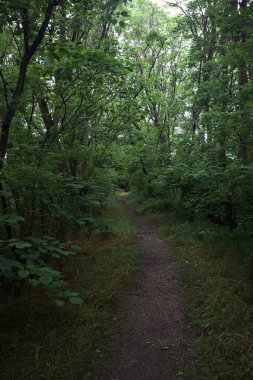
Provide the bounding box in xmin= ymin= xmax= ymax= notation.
xmin=0 ymin=199 xmax=140 ymax=380
xmin=137 ymin=200 xmax=253 ymax=380
xmin=2 ymin=196 xmax=252 ymax=379
xmin=94 ymin=196 xmax=192 ymax=380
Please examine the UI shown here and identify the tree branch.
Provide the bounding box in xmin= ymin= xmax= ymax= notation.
xmin=0 ymin=1 xmax=61 ymax=168
xmin=0 ymin=68 xmax=8 ymax=108
xmin=21 ymin=7 xmax=30 ymax=51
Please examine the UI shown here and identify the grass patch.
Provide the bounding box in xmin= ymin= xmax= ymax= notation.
xmin=0 ymin=200 xmax=139 ymax=380
xmin=149 ymin=211 xmax=253 ymax=380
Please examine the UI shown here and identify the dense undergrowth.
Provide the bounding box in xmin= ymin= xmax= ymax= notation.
xmin=127 ymin=194 xmax=253 ymax=380
xmin=0 ymin=201 xmax=139 ymax=380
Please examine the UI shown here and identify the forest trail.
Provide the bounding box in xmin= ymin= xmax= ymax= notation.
xmin=95 ymin=197 xmax=190 ymax=380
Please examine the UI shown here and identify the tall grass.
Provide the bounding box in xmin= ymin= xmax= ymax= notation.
xmin=153 ymin=211 xmax=253 ymax=380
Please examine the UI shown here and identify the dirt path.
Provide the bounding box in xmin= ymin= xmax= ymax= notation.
xmin=95 ymin=197 xmax=190 ymax=380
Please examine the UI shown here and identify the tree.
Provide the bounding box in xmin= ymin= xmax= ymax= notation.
xmin=0 ymin=0 xmax=132 ymax=303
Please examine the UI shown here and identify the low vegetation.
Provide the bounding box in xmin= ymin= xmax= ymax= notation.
xmin=0 ymin=0 xmax=253 ymax=378
xmin=160 ymin=217 xmax=253 ymax=380
xmin=128 ymin=193 xmax=253 ymax=380
xmin=0 ymin=201 xmax=139 ymax=380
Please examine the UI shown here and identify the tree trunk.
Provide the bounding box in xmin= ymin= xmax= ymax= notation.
xmin=0 ymin=2 xmax=59 ymax=171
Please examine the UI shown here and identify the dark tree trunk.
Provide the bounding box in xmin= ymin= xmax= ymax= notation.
xmin=0 ymin=2 xmax=60 ymax=170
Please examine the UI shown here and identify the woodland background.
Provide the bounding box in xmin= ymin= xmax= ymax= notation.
xmin=0 ymin=0 xmax=253 ymax=379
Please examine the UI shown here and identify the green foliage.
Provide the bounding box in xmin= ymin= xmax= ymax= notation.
xmin=121 ymin=0 xmax=253 ymax=268
xmin=0 ymin=202 xmax=139 ymax=380
xmin=0 ymin=0 xmax=135 ymax=300
xmin=156 ymin=211 xmax=253 ymax=379
xmin=0 ymin=0 xmax=253 ymax=375
xmin=0 ymin=235 xmax=85 ymax=304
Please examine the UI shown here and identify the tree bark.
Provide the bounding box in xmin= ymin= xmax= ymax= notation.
xmin=0 ymin=1 xmax=60 ymax=170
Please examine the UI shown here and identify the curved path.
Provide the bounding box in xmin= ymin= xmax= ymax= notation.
xmin=96 ymin=197 xmax=190 ymax=380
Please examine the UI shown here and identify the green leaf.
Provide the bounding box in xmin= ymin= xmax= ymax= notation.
xmin=39 ymin=274 xmax=53 ymax=286
xmin=69 ymin=296 xmax=83 ymax=305
xmin=15 ymin=242 xmax=33 ymax=249
xmin=0 ymin=214 xmax=25 ymax=226
xmin=55 ymin=299 xmax=65 ymax=307
xmin=70 ymin=244 xmax=82 ymax=251
xmin=18 ymin=269 xmax=29 ymax=279
xmin=119 ymin=21 xmax=126 ymax=28
xmin=61 ymin=250 xmax=75 ymax=256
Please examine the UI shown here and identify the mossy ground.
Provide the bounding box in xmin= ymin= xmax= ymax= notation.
xmin=0 ymin=200 xmax=139 ymax=380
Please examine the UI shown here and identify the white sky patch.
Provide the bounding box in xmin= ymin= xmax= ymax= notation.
xmin=150 ymin=0 xmax=181 ymax=15
xmin=151 ymin=0 xmax=168 ymax=4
